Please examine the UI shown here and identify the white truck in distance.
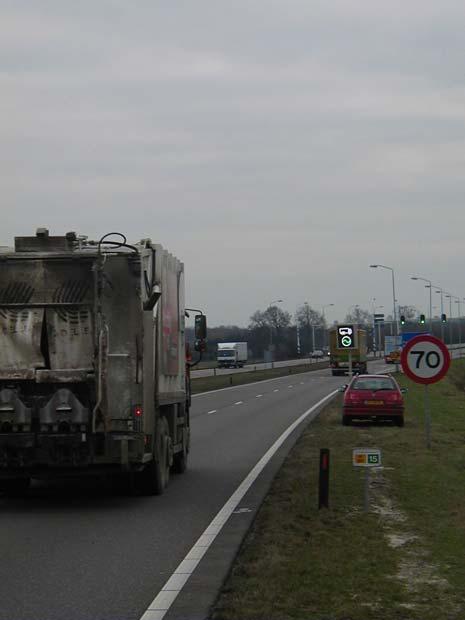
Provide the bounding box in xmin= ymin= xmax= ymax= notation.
xmin=217 ymin=343 xmax=248 ymax=368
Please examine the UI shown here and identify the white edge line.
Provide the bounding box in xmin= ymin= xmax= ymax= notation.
xmin=139 ymin=388 xmax=338 ymax=620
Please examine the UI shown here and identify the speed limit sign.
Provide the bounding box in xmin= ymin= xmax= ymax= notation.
xmin=401 ymin=334 xmax=451 ymax=385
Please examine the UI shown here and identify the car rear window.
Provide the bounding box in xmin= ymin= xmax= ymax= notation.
xmin=351 ymin=377 xmax=395 ymax=391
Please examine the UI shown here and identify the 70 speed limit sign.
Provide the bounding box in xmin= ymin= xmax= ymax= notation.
xmin=401 ymin=334 xmax=451 ymax=384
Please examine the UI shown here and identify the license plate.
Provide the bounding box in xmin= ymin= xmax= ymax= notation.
xmin=365 ymin=400 xmax=383 ymax=406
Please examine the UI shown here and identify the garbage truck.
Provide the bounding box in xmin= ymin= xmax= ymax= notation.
xmin=329 ymin=326 xmax=368 ymax=376
xmin=0 ymin=229 xmax=207 ymax=495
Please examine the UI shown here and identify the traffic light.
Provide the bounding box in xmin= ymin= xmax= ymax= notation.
xmin=441 ymin=313 xmax=447 ymax=323
xmin=400 ymin=315 xmax=406 ymax=325
xmin=419 ymin=314 xmax=425 ymax=324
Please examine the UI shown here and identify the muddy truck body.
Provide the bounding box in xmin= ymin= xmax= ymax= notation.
xmin=0 ymin=230 xmax=201 ymax=494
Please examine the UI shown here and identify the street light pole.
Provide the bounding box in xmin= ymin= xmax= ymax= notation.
xmin=434 ymin=287 xmax=445 ymax=342
xmin=370 ymin=264 xmax=398 ymax=339
xmin=445 ymin=294 xmax=454 ymax=345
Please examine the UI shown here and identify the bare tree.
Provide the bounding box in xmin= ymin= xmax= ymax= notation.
xmin=398 ymin=305 xmax=418 ymax=320
xmin=344 ymin=307 xmax=372 ymax=326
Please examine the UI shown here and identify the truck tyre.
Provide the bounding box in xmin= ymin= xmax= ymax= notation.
xmin=0 ymin=477 xmax=30 ymax=496
xmin=173 ymin=427 xmax=189 ymax=474
xmin=136 ymin=418 xmax=170 ymax=496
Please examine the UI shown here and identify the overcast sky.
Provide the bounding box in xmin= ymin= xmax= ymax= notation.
xmin=1 ymin=1 xmax=465 ymax=326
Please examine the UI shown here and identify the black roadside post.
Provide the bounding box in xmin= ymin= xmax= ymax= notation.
xmin=318 ymin=448 xmax=330 ymax=509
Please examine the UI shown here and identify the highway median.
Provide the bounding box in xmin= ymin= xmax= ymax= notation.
xmin=211 ymin=360 xmax=465 ymax=620
xmin=191 ymin=361 xmax=329 ymax=394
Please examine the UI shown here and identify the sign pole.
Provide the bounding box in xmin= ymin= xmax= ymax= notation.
xmin=353 ymin=448 xmax=381 ymax=512
xmin=349 ymin=351 xmax=353 ymax=377
xmin=364 ymin=468 xmax=370 ymax=512
xmin=424 ymin=384 xmax=431 ymax=450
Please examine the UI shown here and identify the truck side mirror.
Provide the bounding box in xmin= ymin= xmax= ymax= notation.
xmin=194 ymin=339 xmax=207 ymax=353
xmin=194 ymin=315 xmax=207 ymax=340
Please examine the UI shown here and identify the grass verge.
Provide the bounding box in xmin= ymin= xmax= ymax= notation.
xmin=212 ymin=360 xmax=465 ymax=620
xmin=191 ymin=362 xmax=329 ymax=394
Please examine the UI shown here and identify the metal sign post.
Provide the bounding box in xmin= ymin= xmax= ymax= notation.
xmin=352 ymin=448 xmax=382 ymax=512
xmin=401 ymin=335 xmax=451 ymax=449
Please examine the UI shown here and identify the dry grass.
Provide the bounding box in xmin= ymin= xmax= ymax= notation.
xmin=212 ymin=361 xmax=465 ymax=620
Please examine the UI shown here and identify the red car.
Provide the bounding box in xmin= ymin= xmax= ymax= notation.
xmin=341 ymin=374 xmax=406 ymax=426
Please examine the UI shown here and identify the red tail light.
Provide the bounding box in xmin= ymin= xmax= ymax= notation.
xmin=134 ymin=405 xmax=143 ymax=417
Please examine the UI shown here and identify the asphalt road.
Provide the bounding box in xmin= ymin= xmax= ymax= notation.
xmin=0 ymin=360 xmax=390 ymax=620
xmin=191 ymin=355 xmax=326 ymax=378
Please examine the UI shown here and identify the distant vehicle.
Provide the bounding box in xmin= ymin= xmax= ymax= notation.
xmin=310 ymin=350 xmax=325 ymax=358
xmin=217 ymin=342 xmax=248 ymax=368
xmin=329 ymin=326 xmax=368 ymax=376
xmin=340 ymin=374 xmax=406 ymax=426
xmin=385 ymin=335 xmax=402 ymax=364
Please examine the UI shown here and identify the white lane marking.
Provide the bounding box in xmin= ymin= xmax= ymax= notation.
xmin=256 ymin=394 xmax=263 ymax=398
xmin=207 ymin=410 xmax=217 ymax=415
xmin=273 ymin=389 xmax=279 ymax=392
xmin=300 ymin=382 xmax=305 ymax=385
xmin=288 ymin=385 xmax=293 ymax=388
xmin=191 ymin=368 xmax=329 ymax=398
xmin=235 ymin=401 xmax=243 ymax=405
xmin=191 ymin=358 xmax=383 ymax=399
xmin=139 ymin=389 xmax=338 ymax=620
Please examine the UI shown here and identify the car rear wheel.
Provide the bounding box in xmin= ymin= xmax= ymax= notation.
xmin=395 ymin=416 xmax=405 ymax=427
xmin=342 ymin=415 xmax=351 ymax=426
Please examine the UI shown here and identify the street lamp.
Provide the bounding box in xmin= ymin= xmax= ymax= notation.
xmin=432 ymin=286 xmax=445 ymax=341
xmin=411 ymin=276 xmax=433 ymax=332
xmin=370 ymin=265 xmax=398 ymax=339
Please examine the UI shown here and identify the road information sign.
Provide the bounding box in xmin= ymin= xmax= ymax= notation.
xmin=337 ymin=325 xmax=357 ymax=349
xmin=352 ymin=448 xmax=382 ymax=467
xmin=401 ymin=334 xmax=451 ymax=385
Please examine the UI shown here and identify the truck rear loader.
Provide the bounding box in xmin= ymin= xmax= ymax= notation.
xmin=0 ymin=229 xmax=206 ymax=495
xmin=329 ymin=326 xmax=368 ymax=376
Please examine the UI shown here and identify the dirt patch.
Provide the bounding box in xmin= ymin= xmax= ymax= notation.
xmin=369 ymin=467 xmax=461 ymax=615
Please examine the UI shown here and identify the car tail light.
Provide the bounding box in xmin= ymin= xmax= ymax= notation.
xmin=346 ymin=392 xmax=361 ymax=403
xmin=134 ymin=405 xmax=143 ymax=417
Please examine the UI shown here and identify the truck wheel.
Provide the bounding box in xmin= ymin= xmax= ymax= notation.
xmin=137 ymin=418 xmax=170 ymax=495
xmin=173 ymin=428 xmax=189 ymax=474
xmin=0 ymin=477 xmax=30 ymax=496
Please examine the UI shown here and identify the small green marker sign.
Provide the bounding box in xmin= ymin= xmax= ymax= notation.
xmin=353 ymin=448 xmax=382 ymax=467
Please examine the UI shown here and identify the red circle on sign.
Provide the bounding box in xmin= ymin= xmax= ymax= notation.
xmin=400 ymin=334 xmax=451 ymax=384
